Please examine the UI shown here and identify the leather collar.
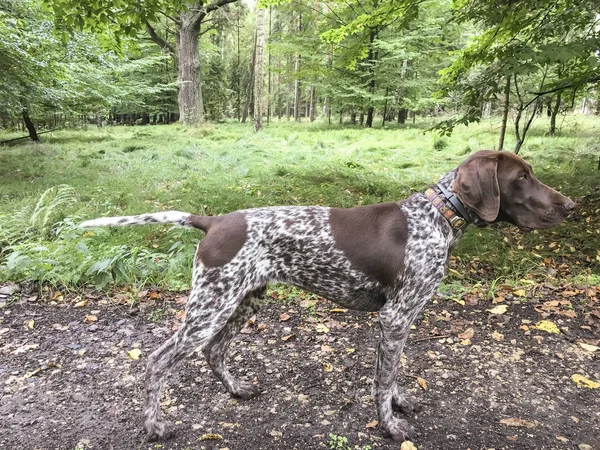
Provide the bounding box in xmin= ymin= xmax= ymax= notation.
xmin=424 ymin=185 xmax=472 ymax=231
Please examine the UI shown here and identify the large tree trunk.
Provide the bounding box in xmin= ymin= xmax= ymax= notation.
xmin=178 ymin=9 xmax=204 ymax=125
xmin=22 ymin=107 xmax=39 ymax=142
xmin=242 ymin=31 xmax=257 ymax=123
xmin=365 ymin=30 xmax=378 ymax=128
xmin=293 ymin=13 xmax=302 ymax=122
xmin=253 ymin=8 xmax=266 ymax=132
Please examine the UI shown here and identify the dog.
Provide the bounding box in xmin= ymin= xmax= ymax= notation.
xmin=80 ymin=150 xmax=575 ymax=442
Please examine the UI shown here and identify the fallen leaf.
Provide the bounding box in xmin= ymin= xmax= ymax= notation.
xmin=460 ymin=338 xmax=471 ymax=346
xmin=345 ymin=347 xmax=355 ymax=353
xmin=84 ymin=314 xmax=97 ymax=324
xmin=401 ymin=441 xmax=418 ymax=450
xmin=330 ymin=308 xmax=348 ymax=313
xmin=128 ymin=348 xmax=142 ymax=360
xmin=513 ymin=289 xmax=527 ymax=297
xmin=322 ymin=362 xmax=334 ymax=372
xmin=315 ymin=323 xmax=330 ymax=333
xmin=451 ymin=297 xmax=465 ymax=306
xmin=578 ymin=343 xmax=599 ymax=353
xmin=24 ymin=368 xmax=41 ymax=378
xmin=500 ymin=418 xmax=537 ymax=428
xmin=535 ymin=320 xmax=560 ymax=334
xmin=52 ymin=291 xmax=63 ymax=301
xmin=281 ymin=334 xmax=295 ymax=342
xmin=487 ymin=305 xmax=508 ymax=315
xmin=571 ymin=374 xmax=600 ymax=389
xmin=416 ymin=377 xmax=428 ymax=390
xmin=199 ymin=433 xmax=223 ymax=441
xmin=491 ymin=331 xmax=504 ymax=341
xmin=74 ymin=300 xmax=88 ymax=308
xmin=257 ymin=323 xmax=268 ymax=331
xmin=148 ymin=290 xmax=161 ymax=299
xmin=25 ymin=320 xmax=34 ymax=329
xmin=279 ymin=313 xmax=291 ymax=322
xmin=321 ymin=345 xmax=334 ymax=352
xmin=365 ymin=419 xmax=378 ymax=428
xmin=458 ymin=328 xmax=474 ymax=340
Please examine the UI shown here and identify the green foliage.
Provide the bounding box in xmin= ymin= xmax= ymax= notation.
xmin=0 ymin=119 xmax=598 ymax=289
xmin=327 ymin=434 xmax=372 ymax=450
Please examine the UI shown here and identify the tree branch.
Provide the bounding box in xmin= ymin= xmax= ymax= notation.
xmin=145 ymin=21 xmax=175 ymax=57
xmin=204 ymin=0 xmax=239 ymax=15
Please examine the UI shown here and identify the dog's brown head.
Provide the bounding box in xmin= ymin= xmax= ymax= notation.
xmin=452 ymin=150 xmax=575 ymax=230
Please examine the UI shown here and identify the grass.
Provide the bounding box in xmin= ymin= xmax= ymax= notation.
xmin=0 ymin=114 xmax=599 ymax=291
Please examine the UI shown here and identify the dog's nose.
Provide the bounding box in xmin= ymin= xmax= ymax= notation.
xmin=563 ymin=199 xmax=576 ymax=212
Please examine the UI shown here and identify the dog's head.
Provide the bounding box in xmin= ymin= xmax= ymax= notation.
xmin=452 ymin=150 xmax=575 ymax=230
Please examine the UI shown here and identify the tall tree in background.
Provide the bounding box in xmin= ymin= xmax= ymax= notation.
xmin=253 ymin=7 xmax=266 ymax=132
xmin=45 ymin=0 xmax=239 ymax=125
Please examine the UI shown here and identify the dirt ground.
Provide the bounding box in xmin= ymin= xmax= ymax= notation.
xmin=1 ymin=283 xmax=598 ymax=450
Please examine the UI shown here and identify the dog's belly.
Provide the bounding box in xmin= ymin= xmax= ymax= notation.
xmin=271 ymin=258 xmax=388 ymax=312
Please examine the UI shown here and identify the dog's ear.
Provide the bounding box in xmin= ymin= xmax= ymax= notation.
xmin=452 ymin=155 xmax=500 ymax=222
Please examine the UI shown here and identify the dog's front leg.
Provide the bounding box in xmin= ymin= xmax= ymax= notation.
xmin=372 ymin=302 xmax=417 ymax=442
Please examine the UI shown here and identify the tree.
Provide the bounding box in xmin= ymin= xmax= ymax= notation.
xmin=253 ymin=7 xmax=266 ymax=131
xmin=436 ymin=0 xmax=600 ymax=151
xmin=45 ymin=0 xmax=240 ymax=125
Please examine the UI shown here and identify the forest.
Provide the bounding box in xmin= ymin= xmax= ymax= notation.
xmin=2 ymin=0 xmax=599 ymax=152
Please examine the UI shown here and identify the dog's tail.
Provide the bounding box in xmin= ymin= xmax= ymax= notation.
xmin=80 ymin=211 xmax=213 ymax=231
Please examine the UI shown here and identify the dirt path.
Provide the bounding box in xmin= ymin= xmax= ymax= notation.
xmin=1 ymin=285 xmax=598 ymax=450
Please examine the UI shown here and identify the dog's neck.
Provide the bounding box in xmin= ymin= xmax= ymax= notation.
xmin=428 ymin=170 xmax=488 ymax=231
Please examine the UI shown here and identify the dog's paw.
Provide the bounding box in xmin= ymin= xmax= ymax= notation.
xmin=392 ymin=393 xmax=422 ymax=414
xmin=145 ymin=419 xmax=175 ymax=442
xmin=230 ymin=381 xmax=261 ymax=400
xmin=380 ymin=418 xmax=416 ymax=442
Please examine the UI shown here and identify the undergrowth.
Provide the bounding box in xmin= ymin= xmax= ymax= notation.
xmin=0 ymin=115 xmax=598 ymax=291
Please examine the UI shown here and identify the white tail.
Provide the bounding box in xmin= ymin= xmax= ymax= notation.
xmin=80 ymin=211 xmax=193 ymax=228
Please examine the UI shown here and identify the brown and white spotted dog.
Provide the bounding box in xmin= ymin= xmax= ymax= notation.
xmin=80 ymin=150 xmax=575 ymax=443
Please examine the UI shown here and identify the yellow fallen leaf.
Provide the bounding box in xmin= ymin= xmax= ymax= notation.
xmin=571 ymin=374 xmax=600 ymax=389
xmin=460 ymin=338 xmax=471 ymax=346
xmin=74 ymin=300 xmax=88 ymax=308
xmin=535 ymin=320 xmax=560 ymax=334
xmin=24 ymin=367 xmax=41 ymax=378
xmin=500 ymin=418 xmax=537 ymax=428
xmin=330 ymin=308 xmax=348 ymax=313
xmin=199 ymin=433 xmax=223 ymax=441
xmin=513 ymin=289 xmax=527 ymax=297
xmin=416 ymin=376 xmax=428 ymax=391
xmin=365 ymin=419 xmax=378 ymax=429
xmin=323 ymin=362 xmax=334 ymax=373
xmin=25 ymin=320 xmax=34 ymax=329
xmin=315 ymin=323 xmax=330 ymax=333
xmin=487 ymin=305 xmax=508 ymax=315
xmin=578 ymin=343 xmax=599 ymax=353
xmin=451 ymin=297 xmax=465 ymax=306
xmin=128 ymin=348 xmax=142 ymax=360
xmin=491 ymin=331 xmax=504 ymax=341
xmin=345 ymin=347 xmax=355 ymax=353
xmin=401 ymin=441 xmax=418 ymax=450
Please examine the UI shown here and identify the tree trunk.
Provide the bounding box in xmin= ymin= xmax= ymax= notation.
xmin=498 ymin=76 xmax=510 ymax=150
xmin=397 ymin=108 xmax=407 ymax=124
xmin=253 ymin=8 xmax=266 ymax=132
xmin=293 ymin=13 xmax=302 ymax=122
xmin=178 ymin=9 xmax=204 ymax=125
xmin=365 ymin=30 xmax=378 ymax=128
xmin=242 ymin=31 xmax=257 ymax=124
xmin=294 ymin=54 xmax=301 ymax=121
xmin=22 ymin=107 xmax=39 ymax=142
xmin=549 ymin=92 xmax=561 ymax=136
xmin=309 ymin=86 xmax=316 ymax=122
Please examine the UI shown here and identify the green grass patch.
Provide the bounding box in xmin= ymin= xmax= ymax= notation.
xmin=0 ymin=116 xmax=598 ymax=290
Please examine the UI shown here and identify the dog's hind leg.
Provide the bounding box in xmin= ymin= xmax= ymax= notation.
xmin=143 ymin=283 xmax=257 ymax=441
xmin=202 ymin=287 xmax=265 ymax=400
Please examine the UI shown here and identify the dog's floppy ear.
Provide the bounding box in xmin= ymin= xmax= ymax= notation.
xmin=452 ymin=154 xmax=500 ymax=222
